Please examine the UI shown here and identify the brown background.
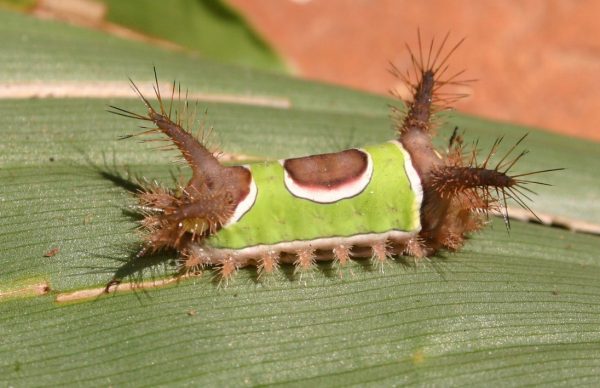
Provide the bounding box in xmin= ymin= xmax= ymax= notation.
xmin=230 ymin=0 xmax=600 ymax=141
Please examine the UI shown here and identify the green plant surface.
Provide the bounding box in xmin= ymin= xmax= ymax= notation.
xmin=1 ymin=224 xmax=599 ymax=386
xmin=99 ymin=0 xmax=287 ymax=73
xmin=1 ymin=8 xmax=600 ymax=386
xmin=0 ymin=0 xmax=35 ymax=11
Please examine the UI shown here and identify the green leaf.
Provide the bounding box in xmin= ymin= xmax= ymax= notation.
xmin=99 ymin=0 xmax=287 ymax=73
xmin=0 ymin=0 xmax=35 ymax=12
xmin=1 ymin=9 xmax=600 ymax=386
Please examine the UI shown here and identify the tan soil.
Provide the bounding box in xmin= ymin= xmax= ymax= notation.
xmin=229 ymin=0 xmax=600 ymax=141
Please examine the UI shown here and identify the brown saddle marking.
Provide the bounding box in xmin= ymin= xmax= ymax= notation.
xmin=283 ymin=149 xmax=369 ymax=189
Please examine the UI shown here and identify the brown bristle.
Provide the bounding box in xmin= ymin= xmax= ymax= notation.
xmin=429 ymin=134 xmax=563 ymax=229
xmin=333 ymin=244 xmax=351 ymax=267
xmin=432 ymin=166 xmax=514 ymax=198
xmin=294 ymin=248 xmax=316 ymax=275
xmin=405 ymin=237 xmax=426 ymax=258
xmin=392 ymin=30 xmax=472 ymax=138
xmin=178 ymin=249 xmax=205 ymax=276
xmin=401 ymin=70 xmax=435 ymax=133
xmin=442 ymin=232 xmax=464 ymax=251
xmin=218 ymin=257 xmax=238 ymax=287
xmin=108 ymin=68 xmax=252 ymax=257
xmin=371 ymin=240 xmax=390 ymax=273
xmin=258 ymin=250 xmax=279 ymax=278
xmin=393 ymin=33 xmax=477 ymax=254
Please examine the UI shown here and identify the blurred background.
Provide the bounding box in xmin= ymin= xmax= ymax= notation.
xmin=3 ymin=0 xmax=599 ymax=141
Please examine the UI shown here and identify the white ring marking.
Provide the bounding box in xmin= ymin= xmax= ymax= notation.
xmin=196 ymin=229 xmax=419 ymax=264
xmin=389 ymin=141 xmax=423 ymax=207
xmin=281 ymin=149 xmax=373 ymax=203
xmin=225 ymin=166 xmax=257 ymax=226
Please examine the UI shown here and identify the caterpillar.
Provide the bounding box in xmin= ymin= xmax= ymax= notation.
xmin=108 ymin=33 xmax=559 ymax=286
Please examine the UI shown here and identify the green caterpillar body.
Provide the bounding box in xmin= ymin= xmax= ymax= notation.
xmin=193 ymin=141 xmax=422 ymax=265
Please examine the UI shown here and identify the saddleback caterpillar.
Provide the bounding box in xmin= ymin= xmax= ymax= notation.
xmin=108 ymin=33 xmax=560 ymax=285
